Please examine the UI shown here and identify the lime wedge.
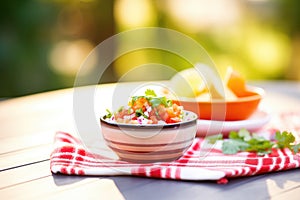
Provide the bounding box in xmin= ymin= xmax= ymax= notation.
xmin=194 ymin=63 xmax=225 ymax=99
xmin=170 ymin=68 xmax=206 ymax=98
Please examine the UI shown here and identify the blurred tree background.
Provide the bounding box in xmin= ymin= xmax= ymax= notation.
xmin=0 ymin=0 xmax=299 ymax=98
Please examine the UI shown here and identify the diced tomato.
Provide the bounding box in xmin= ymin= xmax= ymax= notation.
xmin=149 ymin=109 xmax=156 ymax=117
xmin=132 ymin=97 xmax=148 ymax=111
xmin=166 ymin=117 xmax=181 ymax=124
xmin=155 ymin=105 xmax=168 ymax=121
xmin=113 ymin=92 xmax=183 ymax=124
xmin=166 ymin=104 xmax=180 ymax=118
xmin=131 ymin=116 xmax=137 ymax=120
xmin=150 ymin=116 xmax=158 ymax=124
xmin=114 ymin=109 xmax=127 ymax=119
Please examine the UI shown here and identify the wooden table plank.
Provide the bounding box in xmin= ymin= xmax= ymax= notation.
xmin=0 ymin=144 xmax=52 ymax=171
xmin=0 ymin=132 xmax=54 ymax=155
xmin=0 ymin=160 xmax=51 ymax=189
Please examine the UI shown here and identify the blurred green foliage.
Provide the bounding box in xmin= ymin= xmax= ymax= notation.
xmin=0 ymin=0 xmax=299 ymax=98
xmin=0 ymin=0 xmax=114 ymax=97
xmin=0 ymin=1 xmax=61 ymax=97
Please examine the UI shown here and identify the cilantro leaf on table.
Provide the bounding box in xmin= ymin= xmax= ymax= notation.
xmin=222 ymin=139 xmax=249 ymax=154
xmin=275 ymin=131 xmax=295 ymax=149
xmin=210 ymin=129 xmax=300 ymax=155
xmin=291 ymin=144 xmax=300 ymax=153
xmin=274 ymin=131 xmax=300 ymax=153
xmin=207 ymin=134 xmax=223 ymax=144
xmin=228 ymin=129 xmax=251 ymax=141
xmin=245 ymin=138 xmax=274 ymax=155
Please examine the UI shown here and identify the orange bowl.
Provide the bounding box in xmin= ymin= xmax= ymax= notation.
xmin=173 ymin=86 xmax=264 ymax=121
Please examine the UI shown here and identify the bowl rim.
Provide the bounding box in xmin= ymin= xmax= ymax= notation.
xmin=100 ymin=110 xmax=198 ymax=129
xmin=174 ymin=85 xmax=264 ymax=103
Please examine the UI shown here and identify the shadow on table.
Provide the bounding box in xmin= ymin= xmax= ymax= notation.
xmin=50 ymin=168 xmax=300 ymax=200
xmin=110 ymin=169 xmax=300 ymax=200
xmin=52 ymin=173 xmax=91 ymax=186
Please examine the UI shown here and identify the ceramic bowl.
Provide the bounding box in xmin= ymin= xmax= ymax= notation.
xmin=100 ymin=111 xmax=198 ymax=163
xmin=173 ymin=86 xmax=264 ymax=121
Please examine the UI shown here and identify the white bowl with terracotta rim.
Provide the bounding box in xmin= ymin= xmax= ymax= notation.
xmin=100 ymin=110 xmax=198 ymax=163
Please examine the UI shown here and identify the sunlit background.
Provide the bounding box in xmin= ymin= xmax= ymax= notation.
xmin=0 ymin=0 xmax=299 ymax=97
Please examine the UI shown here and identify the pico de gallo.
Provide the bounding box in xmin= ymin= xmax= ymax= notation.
xmin=103 ymin=89 xmax=183 ymax=125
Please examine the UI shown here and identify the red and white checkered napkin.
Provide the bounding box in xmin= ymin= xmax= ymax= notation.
xmin=50 ymin=112 xmax=300 ymax=183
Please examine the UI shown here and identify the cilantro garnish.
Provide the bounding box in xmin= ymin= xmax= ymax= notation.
xmin=149 ymin=97 xmax=161 ymax=107
xmin=103 ymin=88 xmax=182 ymax=124
xmin=160 ymin=96 xmax=173 ymax=107
xmin=103 ymin=109 xmax=113 ymax=119
xmin=207 ymin=129 xmax=300 ymax=155
xmin=130 ymin=89 xmax=173 ymax=109
xmin=149 ymin=96 xmax=173 ymax=108
xmin=145 ymin=89 xmax=157 ymax=97
xmin=135 ymin=108 xmax=149 ymax=119
xmin=117 ymin=106 xmax=124 ymax=113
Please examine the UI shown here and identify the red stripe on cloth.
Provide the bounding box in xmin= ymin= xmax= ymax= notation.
xmin=272 ymin=165 xmax=281 ymax=171
xmin=70 ymin=168 xmax=76 ymax=174
xmin=60 ymin=146 xmax=76 ymax=153
xmin=61 ymin=167 xmax=68 ymax=174
xmin=134 ymin=167 xmax=148 ymax=176
xmin=257 ymin=165 xmax=271 ymax=174
xmin=262 ymin=158 xmax=274 ymax=165
xmin=241 ymin=168 xmax=249 ymax=176
xmin=149 ymin=167 xmax=162 ymax=178
xmin=55 ymin=131 xmax=81 ymax=144
xmin=60 ymin=138 xmax=72 ymax=143
xmin=175 ymin=167 xmax=181 ymax=180
xmin=288 ymin=163 xmax=297 ymax=169
xmin=51 ymin=156 xmax=145 ymax=169
xmin=165 ymin=167 xmax=172 ymax=179
xmin=75 ymin=156 xmax=84 ymax=162
xmin=190 ymin=139 xmax=201 ymax=151
xmin=285 ymin=157 xmax=290 ymax=164
xmin=59 ymin=154 xmax=74 ymax=160
xmin=77 ymin=149 xmax=86 ymax=156
xmin=275 ymin=157 xmax=282 ymax=164
xmin=245 ymin=158 xmax=259 ymax=166
xmin=217 ymin=178 xmax=228 ymax=184
xmin=248 ymin=167 xmax=259 ymax=176
xmin=78 ymin=169 xmax=85 ymax=175
xmin=247 ymin=152 xmax=259 ymax=158
xmin=269 ymin=149 xmax=280 ymax=157
xmin=219 ymin=168 xmax=238 ymax=177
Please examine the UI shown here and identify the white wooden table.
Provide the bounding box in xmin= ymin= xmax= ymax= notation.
xmin=1 ymin=81 xmax=300 ymax=200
